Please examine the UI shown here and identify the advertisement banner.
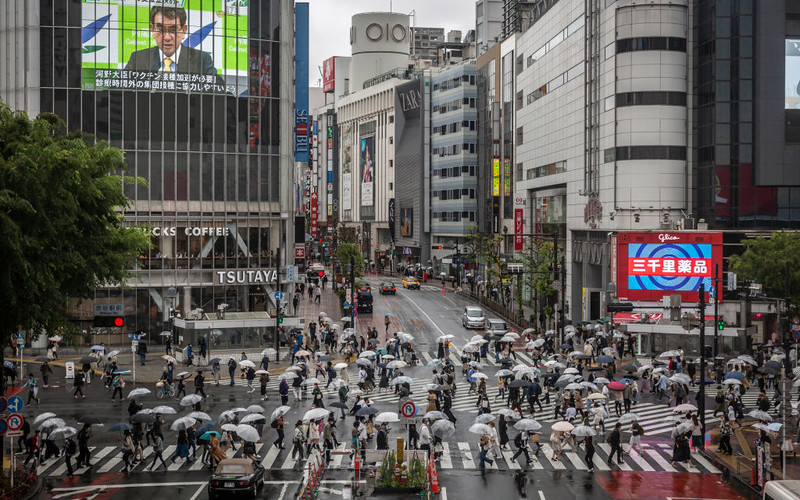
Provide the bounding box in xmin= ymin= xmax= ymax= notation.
xmin=294 ymin=2 xmax=309 ymax=162
xmin=492 ymin=158 xmax=500 ymax=197
xmin=400 ymin=208 xmax=413 ymax=237
xmin=786 ymin=40 xmax=800 ymax=109
xmin=322 ymin=56 xmax=336 ymax=93
xmin=310 ymin=192 xmax=318 ymax=238
xmin=388 ymin=198 xmax=396 ymax=241
xmin=503 ymin=159 xmax=511 ymax=197
xmin=513 ymin=193 xmax=524 ymax=251
xmin=341 ymin=123 xmax=352 ymax=211
xmin=359 ymin=121 xmax=376 ymax=207
xmin=616 ymin=232 xmax=723 ymax=303
xmin=80 ymin=0 xmax=248 ymax=95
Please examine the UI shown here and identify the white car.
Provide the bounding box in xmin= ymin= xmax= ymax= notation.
xmin=462 ymin=306 xmax=485 ymax=329
xmin=485 ymin=318 xmax=508 ymax=337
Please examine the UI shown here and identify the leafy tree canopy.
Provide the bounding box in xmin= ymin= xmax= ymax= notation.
xmin=335 ymin=242 xmax=365 ymax=278
xmin=0 ymin=103 xmax=150 ymax=344
xmin=728 ymin=231 xmax=800 ymax=303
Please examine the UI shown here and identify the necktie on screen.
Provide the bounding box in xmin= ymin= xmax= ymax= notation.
xmin=163 ymin=57 xmax=173 ymax=73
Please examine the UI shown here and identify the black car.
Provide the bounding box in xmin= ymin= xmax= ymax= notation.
xmin=379 ymin=282 xmax=396 ymax=295
xmin=208 ymin=458 xmax=264 ymax=499
xmin=356 ymin=290 xmax=374 ymax=313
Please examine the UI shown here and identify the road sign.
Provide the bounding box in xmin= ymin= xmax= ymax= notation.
xmin=709 ymin=286 xmax=716 ymax=298
xmin=343 ymin=301 xmax=350 ymax=308
xmin=17 ymin=332 xmax=24 ymax=348
xmin=6 ymin=395 xmax=23 ymax=413
xmin=274 ymin=291 xmax=284 ymax=301
xmin=0 ymin=397 xmax=7 ymax=413
xmin=6 ymin=413 xmax=23 ymax=431
xmin=352 ymin=310 xmax=358 ymax=318
xmin=400 ymin=400 xmax=416 ymax=418
xmin=6 ymin=429 xmax=22 ymax=438
xmin=793 ymin=330 xmax=800 ymax=341
xmin=131 ymin=334 xmax=139 ymax=341
xmin=0 ymin=419 xmax=6 ymax=436
xmin=65 ymin=362 xmax=75 ymax=379
xmin=295 ymin=247 xmax=306 ymax=259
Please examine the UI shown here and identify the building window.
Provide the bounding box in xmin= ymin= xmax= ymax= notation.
xmin=604 ymin=146 xmax=687 ymax=162
xmin=616 ymin=91 xmax=687 ymax=107
xmin=616 ymin=37 xmax=687 ymax=54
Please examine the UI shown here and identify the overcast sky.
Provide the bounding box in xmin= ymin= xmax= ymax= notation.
xmin=306 ymin=0 xmax=476 ymax=87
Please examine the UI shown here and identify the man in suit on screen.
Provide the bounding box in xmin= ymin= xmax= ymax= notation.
xmin=124 ymin=6 xmax=219 ymax=76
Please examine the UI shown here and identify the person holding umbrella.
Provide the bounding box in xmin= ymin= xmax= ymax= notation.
xmin=174 ymin=375 xmax=186 ymax=400
xmin=76 ymin=424 xmax=93 ymax=467
xmin=110 ymin=373 xmax=125 ymax=402
xmin=209 ymin=433 xmax=226 ymax=468
xmin=291 ymin=420 xmax=306 ymax=462
xmin=194 ymin=371 xmax=207 ymax=399
xmin=584 ymin=435 xmax=596 ymax=472
xmin=146 ymin=431 xmax=169 ymax=471
xmin=478 ymin=431 xmax=494 ymax=469
xmin=629 ymin=418 xmax=645 ymax=455
xmin=608 ymin=422 xmax=623 ymax=465
xmin=121 ymin=429 xmax=135 ymax=472
xmin=64 ymin=434 xmax=77 ymax=477
xmin=511 ymin=430 xmax=531 ymax=466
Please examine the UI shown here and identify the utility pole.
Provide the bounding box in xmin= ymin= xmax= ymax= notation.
xmin=782 ymin=262 xmax=791 ymax=474
xmin=350 ymin=256 xmax=356 ymax=330
xmin=698 ymin=283 xmax=707 ymax=440
xmin=552 ymin=232 xmax=559 ymax=343
xmin=274 ymin=245 xmax=281 ymax=362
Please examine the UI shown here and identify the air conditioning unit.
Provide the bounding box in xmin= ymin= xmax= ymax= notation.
xmin=682 ymin=217 xmax=695 ymax=230
xmin=659 ymin=221 xmax=675 ymax=230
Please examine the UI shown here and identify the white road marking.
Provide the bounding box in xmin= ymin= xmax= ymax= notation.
xmin=188 ymin=483 xmax=206 ymax=500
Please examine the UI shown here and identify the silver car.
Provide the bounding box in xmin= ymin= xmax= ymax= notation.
xmin=485 ymin=318 xmax=508 ymax=337
xmin=462 ymin=306 xmax=485 ymax=329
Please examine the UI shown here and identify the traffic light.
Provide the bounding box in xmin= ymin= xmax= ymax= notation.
xmin=717 ymin=319 xmax=724 ymax=331
xmin=93 ymin=316 xmax=125 ymax=327
xmin=606 ymin=302 xmax=635 ymax=313
xmin=277 ymin=313 xmax=284 ymax=324
xmin=318 ymin=271 xmax=324 ymax=278
xmin=113 ymin=316 xmax=125 ymax=328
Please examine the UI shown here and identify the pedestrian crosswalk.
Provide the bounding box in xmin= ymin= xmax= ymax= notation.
xmin=37 ymin=439 xmax=721 ymax=477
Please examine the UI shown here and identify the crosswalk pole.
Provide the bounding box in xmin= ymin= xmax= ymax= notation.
xmin=698 ymin=283 xmax=706 ymax=440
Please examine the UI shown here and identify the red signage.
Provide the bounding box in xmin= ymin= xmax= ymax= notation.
xmin=514 ymin=209 xmax=524 ymax=251
xmin=295 ymin=247 xmax=306 ymax=259
xmin=616 ymin=232 xmax=723 ymax=303
xmin=322 ymin=57 xmax=336 ymax=93
xmin=310 ymin=192 xmax=318 ymax=238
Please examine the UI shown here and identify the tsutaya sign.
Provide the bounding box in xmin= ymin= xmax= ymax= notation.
xmin=217 ymin=270 xmax=278 ymax=285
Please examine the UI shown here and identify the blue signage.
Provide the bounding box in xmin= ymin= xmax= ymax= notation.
xmin=274 ymin=292 xmax=285 ymax=301
xmin=7 ymin=395 xmax=23 ymax=413
xmin=0 ymin=420 xmax=6 ymax=436
xmin=294 ymin=3 xmax=310 ymax=163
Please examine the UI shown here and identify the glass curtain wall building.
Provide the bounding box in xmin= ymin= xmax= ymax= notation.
xmin=0 ymin=0 xmax=295 ymax=347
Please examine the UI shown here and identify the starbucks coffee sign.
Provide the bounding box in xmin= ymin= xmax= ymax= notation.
xmin=216 ymin=270 xmax=278 ymax=285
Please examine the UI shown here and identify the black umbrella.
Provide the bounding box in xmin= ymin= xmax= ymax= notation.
xmin=509 ymin=379 xmax=529 ymax=388
xmin=77 ymin=415 xmax=104 ymax=424
xmin=318 ymin=355 xmax=333 ymax=362
xmin=35 ymin=356 xmax=50 ymax=362
xmin=541 ymin=373 xmax=560 ymax=379
xmin=757 ymin=366 xmax=780 ymax=375
xmin=560 ymin=343 xmax=571 ymax=350
xmin=368 ymin=338 xmax=380 ymax=346
xmin=587 ymin=366 xmax=604 ymax=371
xmin=130 ymin=413 xmax=155 ymax=424
xmin=574 ymin=354 xmax=591 ymax=360
xmin=764 ymin=361 xmax=782 ymax=370
xmin=652 ymin=360 xmax=667 ymax=366
xmin=208 ymin=358 xmax=222 ymax=365
xmin=330 ymin=402 xmax=348 ymax=409
xmin=621 ymin=364 xmax=637 ymax=373
xmin=79 ymin=356 xmax=96 ymax=365
xmin=355 ymin=406 xmax=379 ymax=417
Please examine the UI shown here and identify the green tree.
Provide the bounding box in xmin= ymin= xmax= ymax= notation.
xmin=728 ymin=231 xmax=800 ymax=303
xmin=335 ymin=242 xmax=365 ymax=279
xmin=0 ymin=103 xmax=150 ymax=346
xmin=520 ymin=238 xmax=560 ymax=325
xmin=463 ymin=226 xmax=504 ymax=296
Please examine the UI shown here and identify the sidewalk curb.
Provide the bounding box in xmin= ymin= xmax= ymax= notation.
xmin=700 ymin=450 xmax=761 ymax=500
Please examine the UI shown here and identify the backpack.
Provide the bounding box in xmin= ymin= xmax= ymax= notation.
xmin=271 ymin=419 xmax=279 ymax=429
xmin=715 ymin=393 xmax=724 ymax=403
xmin=66 ymin=439 xmax=77 ymax=455
xmin=514 ymin=432 xmax=525 ymax=448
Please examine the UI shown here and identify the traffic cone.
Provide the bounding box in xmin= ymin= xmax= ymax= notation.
xmin=430 ymin=461 xmax=440 ymax=494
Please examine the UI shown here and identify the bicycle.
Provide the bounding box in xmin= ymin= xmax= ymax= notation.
xmin=155 ymin=381 xmax=176 ymax=399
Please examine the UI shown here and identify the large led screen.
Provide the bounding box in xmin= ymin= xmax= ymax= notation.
xmin=616 ymin=232 xmax=723 ymax=303
xmin=81 ymin=0 xmax=248 ymax=95
xmin=786 ymin=39 xmax=800 ymax=109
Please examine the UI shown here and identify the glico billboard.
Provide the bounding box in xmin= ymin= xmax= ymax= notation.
xmin=616 ymin=232 xmax=723 ymax=303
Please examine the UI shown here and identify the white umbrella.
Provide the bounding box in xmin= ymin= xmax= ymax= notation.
xmin=593 ymin=377 xmax=610 ymax=385
xmin=179 ymin=394 xmax=202 ymax=406
xmin=230 ymin=407 xmax=249 ymax=413
xmin=392 ymin=376 xmax=414 ymax=385
xmin=581 ymin=382 xmax=599 ymax=392
xmin=469 ymin=361 xmax=485 ymax=369
xmin=33 ymin=413 xmax=57 ymax=426
xmin=564 ymin=367 xmax=580 ymax=375
xmin=474 ymin=414 xmax=496 ymax=424
xmin=500 ymin=335 xmax=518 ymax=343
xmin=48 ymin=335 xmax=63 ymax=342
xmin=659 ymin=350 xmax=680 ymax=358
xmin=246 ymin=405 xmax=265 ymax=414
xmin=49 ymin=426 xmax=78 ymax=439
xmin=301 ymin=378 xmax=321 ymax=387
xmin=431 ymin=419 xmax=456 ymax=437
xmin=587 ymin=393 xmax=606 ymax=401
xmin=106 ymin=350 xmax=120 ymax=359
xmin=504 ymin=332 xmax=520 ymax=339
xmin=303 ymin=408 xmax=331 ymax=421
xmin=235 ymin=424 xmax=260 ymax=442
xmin=636 ymin=365 xmax=653 ymax=373
xmin=495 ymin=369 xmax=513 ymax=378
xmin=375 ymin=412 xmax=400 ymax=423
xmin=170 ymin=416 xmax=197 ymax=431
xmin=386 ymin=360 xmax=407 ymax=369
xmin=188 ymin=411 xmax=212 ymax=421
xmin=672 ymin=422 xmax=693 ymax=437
xmin=468 ymin=423 xmax=492 ymax=435
xmin=618 ymin=413 xmax=639 ymax=424
xmin=551 ymin=421 xmax=574 ymax=432
xmin=496 ymin=408 xmax=520 ymax=419
xmin=334 ymin=362 xmax=349 ymax=370
xmin=240 ymin=414 xmax=267 ymax=424
xmin=672 ymin=403 xmax=698 ymax=413
xmin=239 ymin=360 xmax=256 ymax=369
xmin=722 ymin=379 xmax=742 ymax=386
xmin=565 ymin=383 xmax=584 ymax=391
xmin=398 ymin=333 xmax=415 ymax=343
xmin=221 ymin=423 xmax=238 ymax=432
xmin=261 ymin=348 xmax=277 ymax=357
xmin=532 ymin=339 xmax=546 ymax=348
xmin=423 ymin=411 xmax=448 ymax=420
xmin=381 ymin=354 xmax=396 ymax=360
xmin=271 ymin=406 xmax=291 ymax=422
xmin=255 ymin=369 xmax=269 ymax=375
xmin=570 ymin=425 xmax=597 ymax=437
xmin=152 ymin=405 xmax=177 ymax=415
xmin=514 ymin=419 xmax=542 ymax=432
xmin=279 ymin=372 xmax=298 ymax=380
xmin=218 ymin=410 xmax=236 ymax=423
xmin=472 ymin=372 xmax=488 ymax=380
xmin=39 ymin=418 xmax=66 ymax=429
xmin=127 ymin=388 xmax=151 ymax=399
xmin=663 ymin=415 xmax=684 ymax=423
xmin=359 ymin=350 xmax=376 ymax=358
xmin=568 ymin=351 xmax=584 ymax=359
xmin=747 ymin=410 xmax=773 ymax=422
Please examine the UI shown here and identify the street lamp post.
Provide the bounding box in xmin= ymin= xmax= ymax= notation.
xmin=166 ymin=286 xmax=178 ymax=348
xmin=454 ymin=241 xmax=461 ymax=288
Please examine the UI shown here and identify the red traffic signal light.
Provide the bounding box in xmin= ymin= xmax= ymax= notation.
xmin=113 ymin=316 xmax=125 ymax=327
xmin=318 ymin=271 xmax=324 ymax=277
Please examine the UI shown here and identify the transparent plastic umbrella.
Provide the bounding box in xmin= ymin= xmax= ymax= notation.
xmin=618 ymin=413 xmax=639 ymax=424
xmin=570 ymin=425 xmax=597 ymax=437
xmin=180 ymin=394 xmax=202 ymax=406
xmin=468 ymin=423 xmax=492 ymax=435
xmin=423 ymin=411 xmax=448 ymax=420
xmin=170 ymin=417 xmax=197 ymax=431
xmin=152 ymin=405 xmax=177 ymax=415
xmin=127 ymin=388 xmax=151 ymax=399
xmin=375 ymin=412 xmax=400 ymax=423
xmin=513 ymin=419 xmax=542 ymax=432
xmin=474 ymin=413 xmax=496 ymax=424
xmin=188 ymin=411 xmax=212 ymax=421
xmin=431 ymin=419 xmax=455 ymax=437
xmin=235 ymin=424 xmax=260 ymax=442
xmin=240 ymin=413 xmax=267 ymax=424
xmin=271 ymin=406 xmax=291 ymax=422
xmin=246 ymin=405 xmax=265 ymax=414
xmin=303 ymin=408 xmax=331 ymax=421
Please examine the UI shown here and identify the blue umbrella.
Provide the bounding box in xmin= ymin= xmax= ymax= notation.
xmin=199 ymin=431 xmax=220 ymax=441
xmin=3 ymin=360 xmax=14 ymax=369
xmin=595 ymin=355 xmax=614 ymax=364
xmin=384 ymin=312 xmax=394 ymax=317
xmin=426 ymin=359 xmax=442 ymax=368
xmin=196 ymin=420 xmax=218 ymax=435
xmin=90 ymin=345 xmax=104 ymax=351
xmin=724 ymin=371 xmax=745 ymax=380
xmin=108 ymin=423 xmax=132 ymax=432
xmin=620 ymin=378 xmax=634 ymax=385
xmin=113 ymin=370 xmax=132 ymax=375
